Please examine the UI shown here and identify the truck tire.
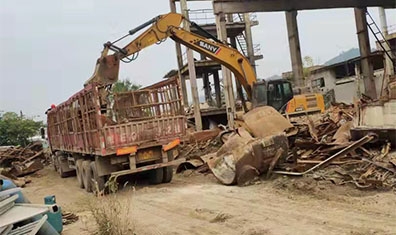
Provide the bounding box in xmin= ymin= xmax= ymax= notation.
xmin=149 ymin=168 xmax=164 ymax=184
xmin=162 ymin=151 xmax=174 ymax=183
xmin=57 ymin=154 xmax=69 ymax=178
xmin=76 ymin=159 xmax=84 ymax=189
xmin=82 ymin=160 xmax=92 ymax=192
xmin=90 ymin=161 xmax=105 ymax=194
xmin=162 ymin=166 xmax=173 ymax=183
xmin=52 ymin=155 xmax=58 ymax=172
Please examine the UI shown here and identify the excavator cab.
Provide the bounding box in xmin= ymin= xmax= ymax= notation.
xmin=251 ymin=79 xmax=294 ymax=112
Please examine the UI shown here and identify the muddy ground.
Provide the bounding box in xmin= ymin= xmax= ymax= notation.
xmin=23 ymin=167 xmax=396 ymax=235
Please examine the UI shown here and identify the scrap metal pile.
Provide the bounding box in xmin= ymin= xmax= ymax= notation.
xmin=0 ymin=142 xmax=48 ymax=185
xmin=280 ymin=104 xmax=396 ymax=190
xmin=180 ymin=104 xmax=396 ymax=190
xmin=177 ymin=129 xmax=223 ymax=173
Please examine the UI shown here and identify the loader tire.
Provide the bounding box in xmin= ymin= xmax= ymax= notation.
xmin=149 ymin=168 xmax=164 ymax=185
xmin=90 ymin=161 xmax=105 ymax=194
xmin=76 ymin=159 xmax=84 ymax=189
xmin=82 ymin=160 xmax=92 ymax=192
xmin=162 ymin=166 xmax=173 ymax=183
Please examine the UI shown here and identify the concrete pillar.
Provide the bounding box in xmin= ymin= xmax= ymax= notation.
xmin=354 ymin=7 xmax=377 ymax=99
xmin=229 ymin=35 xmax=245 ymax=109
xmin=285 ymin=10 xmax=304 ymax=87
xmin=229 ymin=36 xmax=243 ymax=101
xmin=203 ymin=73 xmax=211 ymax=104
xmin=169 ymin=0 xmax=189 ymax=107
xmin=214 ymin=71 xmax=222 ymax=108
xmin=378 ymin=7 xmax=394 ymax=76
xmin=354 ymin=62 xmax=362 ymax=99
xmin=378 ymin=7 xmax=388 ymax=35
xmin=181 ymin=0 xmax=202 ymax=130
xmin=216 ymin=12 xmax=235 ymax=128
xmin=200 ymin=54 xmax=212 ymax=105
xmin=243 ymin=13 xmax=256 ymax=73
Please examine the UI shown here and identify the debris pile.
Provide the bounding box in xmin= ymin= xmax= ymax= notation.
xmin=177 ymin=129 xmax=222 ymax=173
xmin=275 ymin=104 xmax=396 ymax=190
xmin=290 ymin=103 xmax=355 ymax=145
xmin=178 ymin=106 xmax=295 ymax=185
xmin=0 ymin=142 xmax=48 ymax=183
xmin=281 ymin=135 xmax=396 ymax=189
xmin=178 ymin=104 xmax=396 ymax=190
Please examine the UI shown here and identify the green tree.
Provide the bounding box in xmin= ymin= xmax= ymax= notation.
xmin=112 ymin=79 xmax=141 ymax=93
xmin=303 ymin=56 xmax=315 ymax=78
xmin=0 ymin=112 xmax=43 ymax=146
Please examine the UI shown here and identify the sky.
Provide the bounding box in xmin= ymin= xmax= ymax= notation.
xmin=0 ymin=1 xmax=395 ymax=121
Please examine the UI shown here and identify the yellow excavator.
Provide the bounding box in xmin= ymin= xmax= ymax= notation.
xmin=86 ymin=12 xmax=326 ymax=114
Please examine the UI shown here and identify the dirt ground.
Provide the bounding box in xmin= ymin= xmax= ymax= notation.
xmin=23 ymin=167 xmax=396 ymax=235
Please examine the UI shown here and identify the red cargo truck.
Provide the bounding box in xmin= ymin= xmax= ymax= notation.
xmin=46 ymin=78 xmax=186 ymax=193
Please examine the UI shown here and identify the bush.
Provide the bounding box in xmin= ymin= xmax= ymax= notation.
xmin=86 ymin=193 xmax=135 ymax=235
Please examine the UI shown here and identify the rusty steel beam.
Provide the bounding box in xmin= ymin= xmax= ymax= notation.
xmin=273 ymin=133 xmax=376 ymax=176
xmin=213 ymin=0 xmax=396 ymax=14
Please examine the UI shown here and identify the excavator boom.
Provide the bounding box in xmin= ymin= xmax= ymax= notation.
xmin=86 ymin=13 xmax=257 ymax=100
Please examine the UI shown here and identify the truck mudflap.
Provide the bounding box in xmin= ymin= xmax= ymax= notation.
xmin=107 ymin=158 xmax=185 ymax=183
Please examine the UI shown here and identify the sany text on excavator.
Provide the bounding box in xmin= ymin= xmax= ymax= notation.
xmin=86 ymin=12 xmax=326 ymax=114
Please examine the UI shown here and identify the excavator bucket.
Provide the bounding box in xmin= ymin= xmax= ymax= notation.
xmin=97 ymin=54 xmax=120 ymax=84
xmin=85 ymin=54 xmax=120 ymax=86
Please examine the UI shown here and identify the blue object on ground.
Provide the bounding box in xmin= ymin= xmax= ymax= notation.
xmin=1 ymin=180 xmax=25 ymax=203
xmin=0 ymin=179 xmax=59 ymax=235
xmin=44 ymin=195 xmax=63 ymax=233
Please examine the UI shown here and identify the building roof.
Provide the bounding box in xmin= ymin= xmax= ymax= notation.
xmin=311 ymin=50 xmax=384 ymax=74
xmin=324 ymin=48 xmax=360 ymax=66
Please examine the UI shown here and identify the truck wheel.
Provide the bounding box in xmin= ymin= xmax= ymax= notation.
xmin=162 ymin=166 xmax=173 ymax=183
xmin=52 ymin=155 xmax=58 ymax=172
xmin=149 ymin=168 xmax=164 ymax=184
xmin=90 ymin=161 xmax=105 ymax=194
xmin=82 ymin=160 xmax=92 ymax=192
xmin=57 ymin=155 xmax=69 ymax=178
xmin=162 ymin=151 xmax=174 ymax=183
xmin=76 ymin=159 xmax=84 ymax=189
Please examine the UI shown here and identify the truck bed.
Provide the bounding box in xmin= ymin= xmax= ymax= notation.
xmin=47 ymin=78 xmax=186 ymax=156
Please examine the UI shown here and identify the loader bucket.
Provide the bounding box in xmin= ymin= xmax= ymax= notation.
xmin=243 ymin=106 xmax=293 ymax=138
xmin=208 ymin=133 xmax=289 ymax=186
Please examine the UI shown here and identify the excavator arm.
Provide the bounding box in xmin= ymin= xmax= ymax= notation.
xmin=86 ymin=13 xmax=257 ymax=100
